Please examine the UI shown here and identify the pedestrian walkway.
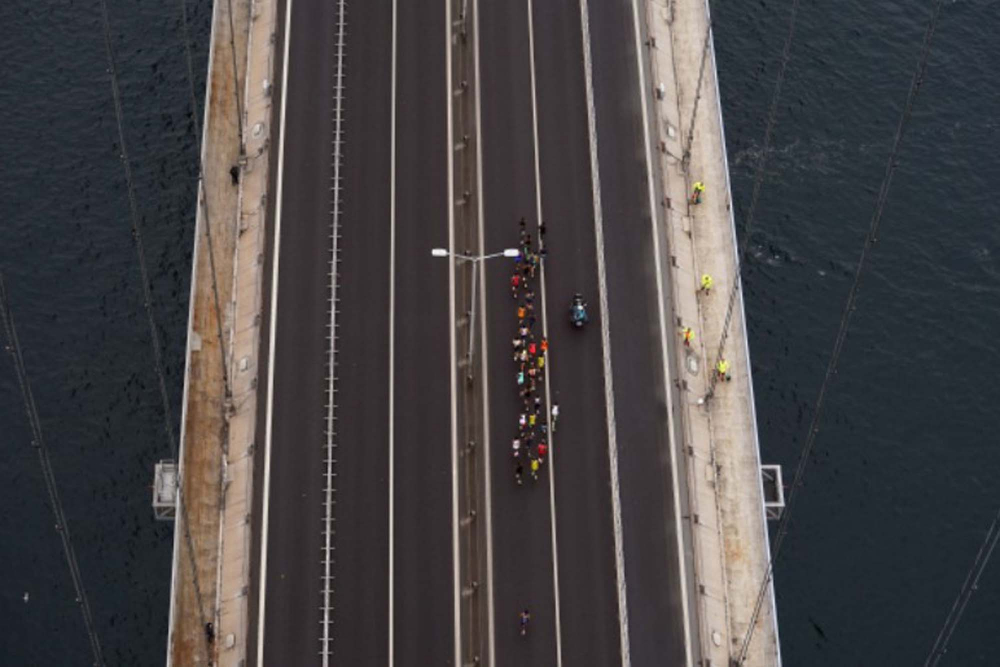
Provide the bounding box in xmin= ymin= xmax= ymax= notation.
xmin=643 ymin=0 xmax=781 ymax=664
xmin=212 ymin=0 xmax=279 ymax=663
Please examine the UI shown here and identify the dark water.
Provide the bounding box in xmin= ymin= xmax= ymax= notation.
xmin=1 ymin=0 xmax=997 ymax=664
xmin=0 ymin=0 xmax=210 ymax=663
xmin=714 ymin=0 xmax=1000 ymax=663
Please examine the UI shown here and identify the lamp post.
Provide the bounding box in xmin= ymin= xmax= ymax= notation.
xmin=432 ymin=247 xmax=520 ymax=379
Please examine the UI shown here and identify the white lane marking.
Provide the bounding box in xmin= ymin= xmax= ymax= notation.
xmin=524 ymin=1 xmax=563 ymax=664
xmin=256 ymin=0 xmax=294 ymax=661
xmin=577 ymin=0 xmax=631 ymax=664
xmin=471 ymin=0 xmax=497 ymax=661
xmin=626 ymin=0 xmax=693 ymax=664
xmin=321 ymin=0 xmax=348 ymax=662
xmin=388 ymin=0 xmax=397 ymax=663
xmin=446 ymin=0 xmax=462 ymax=663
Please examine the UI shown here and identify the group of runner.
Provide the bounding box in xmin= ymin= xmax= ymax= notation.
xmin=509 ymin=218 xmax=552 ymax=486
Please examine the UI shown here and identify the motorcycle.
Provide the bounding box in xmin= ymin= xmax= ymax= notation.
xmin=569 ymin=293 xmax=589 ymax=328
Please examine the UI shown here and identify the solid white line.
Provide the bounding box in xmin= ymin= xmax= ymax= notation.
xmin=388 ymin=0 xmax=397 ymax=663
xmin=471 ymin=0 xmax=497 ymax=662
xmin=626 ymin=0 xmax=694 ymax=664
xmin=321 ymin=0 xmax=347 ymax=662
xmin=577 ymin=0 xmax=631 ymax=664
xmin=446 ymin=1 xmax=462 ymax=664
xmin=524 ymin=1 xmax=563 ymax=664
xmin=256 ymin=0 xmax=294 ymax=662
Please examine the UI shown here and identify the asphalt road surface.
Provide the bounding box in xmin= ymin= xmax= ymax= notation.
xmin=391 ymin=1 xmax=455 ymax=664
xmin=530 ymin=1 xmax=627 ymax=664
xmin=479 ymin=0 xmax=625 ymax=664
xmin=586 ymin=0 xmax=692 ymax=663
xmin=249 ymin=0 xmax=694 ymax=663
xmin=478 ymin=0 xmax=560 ymax=663
xmin=254 ymin=0 xmax=335 ymax=663
xmin=331 ymin=0 xmax=393 ymax=663
xmin=252 ymin=0 xmax=454 ymax=664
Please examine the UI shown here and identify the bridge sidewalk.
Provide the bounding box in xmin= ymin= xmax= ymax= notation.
xmin=643 ymin=0 xmax=781 ymax=664
xmin=212 ymin=0 xmax=278 ymax=663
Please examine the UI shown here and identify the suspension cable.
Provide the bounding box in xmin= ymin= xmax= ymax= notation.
xmin=681 ymin=20 xmax=712 ymax=172
xmin=0 ymin=274 xmax=105 ymax=666
xmin=177 ymin=0 xmax=233 ymax=402
xmin=98 ymin=0 xmax=180 ymax=465
xmin=923 ymin=506 xmax=1000 ymax=667
xmin=735 ymin=0 xmax=946 ymax=662
xmin=98 ymin=0 xmax=223 ymax=656
xmin=705 ymin=0 xmax=800 ymax=401
xmin=225 ymin=0 xmax=246 ymax=155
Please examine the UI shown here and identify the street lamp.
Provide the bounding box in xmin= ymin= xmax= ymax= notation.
xmin=431 ymin=247 xmax=520 ymax=378
xmin=431 ymin=248 xmax=520 ymax=260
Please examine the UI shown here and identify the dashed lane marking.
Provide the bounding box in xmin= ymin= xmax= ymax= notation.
xmin=525 ymin=0 xmax=564 ymax=664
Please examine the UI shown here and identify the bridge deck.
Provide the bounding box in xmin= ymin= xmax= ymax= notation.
xmin=167 ymin=0 xmax=782 ymax=665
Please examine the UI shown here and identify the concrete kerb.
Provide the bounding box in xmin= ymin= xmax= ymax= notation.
xmin=627 ymin=0 xmax=699 ymax=663
xmin=641 ymin=1 xmax=725 ymax=665
xmin=449 ymin=3 xmax=493 ymax=662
